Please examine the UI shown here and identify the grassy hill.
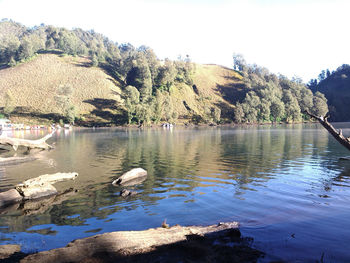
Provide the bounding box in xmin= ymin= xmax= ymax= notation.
xmin=0 ymin=53 xmax=242 ymax=125
xmin=312 ymin=65 xmax=350 ymax=122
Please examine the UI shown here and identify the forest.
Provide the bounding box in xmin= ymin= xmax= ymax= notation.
xmin=0 ymin=19 xmax=329 ymax=125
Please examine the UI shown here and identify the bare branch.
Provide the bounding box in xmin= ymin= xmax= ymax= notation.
xmin=305 ymin=111 xmax=350 ymax=151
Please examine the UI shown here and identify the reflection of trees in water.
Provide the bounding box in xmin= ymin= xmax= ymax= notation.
xmin=0 ymin=125 xmax=334 ymax=234
xmin=220 ymin=124 xmax=328 ymax=193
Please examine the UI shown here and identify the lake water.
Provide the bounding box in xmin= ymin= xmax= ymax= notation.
xmin=0 ymin=123 xmax=350 ymax=262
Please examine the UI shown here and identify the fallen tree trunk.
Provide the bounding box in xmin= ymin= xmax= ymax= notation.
xmin=305 ymin=111 xmax=350 ymax=151
xmin=0 ymin=130 xmax=55 ymax=151
xmin=20 ymin=222 xmax=256 ymax=263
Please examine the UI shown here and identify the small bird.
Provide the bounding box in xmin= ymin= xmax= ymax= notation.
xmin=162 ymin=219 xmax=169 ymax=228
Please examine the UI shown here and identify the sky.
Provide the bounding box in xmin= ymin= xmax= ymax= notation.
xmin=0 ymin=0 xmax=349 ymax=82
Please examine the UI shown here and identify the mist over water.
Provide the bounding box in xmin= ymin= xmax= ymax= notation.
xmin=0 ymin=124 xmax=350 ymax=261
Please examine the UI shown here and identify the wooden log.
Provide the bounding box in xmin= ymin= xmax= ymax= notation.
xmin=112 ymin=168 xmax=147 ymax=186
xmin=0 ymin=130 xmax=55 ymax=151
xmin=20 ymin=222 xmax=241 ymax=263
xmin=18 ymin=172 xmax=78 ymax=187
xmin=305 ymin=111 xmax=350 ymax=151
xmin=0 ymin=189 xmax=23 ymax=207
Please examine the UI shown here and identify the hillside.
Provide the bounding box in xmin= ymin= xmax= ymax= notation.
xmin=311 ymin=64 xmax=350 ymax=122
xmin=0 ymin=54 xmax=242 ymax=125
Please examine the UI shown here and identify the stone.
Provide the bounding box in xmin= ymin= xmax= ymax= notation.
xmin=112 ymin=168 xmax=147 ymax=186
xmin=19 ymin=172 xmax=78 ymax=187
xmin=120 ymin=189 xmax=137 ymax=197
xmin=0 ymin=189 xmax=23 ymax=207
xmin=16 ymin=183 xmax=58 ymax=200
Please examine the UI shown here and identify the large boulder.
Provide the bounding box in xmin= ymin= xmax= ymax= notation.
xmin=0 ymin=189 xmax=23 ymax=207
xmin=112 ymin=168 xmax=147 ymax=186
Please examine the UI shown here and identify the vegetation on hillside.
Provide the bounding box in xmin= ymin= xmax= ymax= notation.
xmin=308 ymin=65 xmax=350 ymax=121
xmin=0 ymin=19 xmax=329 ymax=125
xmin=232 ymin=54 xmax=328 ymax=123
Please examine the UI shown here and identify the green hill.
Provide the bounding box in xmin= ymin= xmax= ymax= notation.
xmin=0 ymin=19 xmax=328 ymax=126
xmin=0 ymin=53 xmax=242 ymax=125
xmin=310 ymin=65 xmax=350 ymax=122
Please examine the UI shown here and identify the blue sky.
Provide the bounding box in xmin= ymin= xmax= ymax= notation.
xmin=0 ymin=0 xmax=349 ymax=82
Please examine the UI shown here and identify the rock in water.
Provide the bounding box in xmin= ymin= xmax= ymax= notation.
xmin=119 ymin=189 xmax=137 ymax=197
xmin=20 ymin=172 xmax=78 ymax=187
xmin=0 ymin=189 xmax=23 ymax=207
xmin=16 ymin=183 xmax=58 ymax=200
xmin=112 ymin=168 xmax=147 ymax=186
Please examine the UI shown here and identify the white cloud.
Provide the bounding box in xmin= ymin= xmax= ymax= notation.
xmin=0 ymin=0 xmax=350 ymax=81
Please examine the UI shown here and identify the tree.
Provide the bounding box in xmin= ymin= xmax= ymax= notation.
xmin=55 ymin=85 xmax=76 ymax=124
xmin=153 ymin=90 xmax=163 ymax=123
xmin=318 ymin=70 xmax=326 ymax=82
xmin=234 ymin=103 xmax=244 ymax=123
xmin=312 ymin=91 xmax=328 ymax=117
xmin=233 ymin=53 xmax=247 ymax=72
xmin=211 ymin=106 xmax=221 ymax=124
xmin=270 ymin=100 xmax=285 ymax=122
xmin=3 ymin=90 xmax=15 ymax=116
xmin=124 ymin=85 xmax=140 ymax=124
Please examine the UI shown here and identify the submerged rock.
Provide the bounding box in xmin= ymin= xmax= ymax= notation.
xmin=112 ymin=168 xmax=147 ymax=186
xmin=120 ymin=189 xmax=137 ymax=197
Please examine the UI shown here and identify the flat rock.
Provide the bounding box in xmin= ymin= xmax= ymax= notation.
xmin=112 ymin=168 xmax=147 ymax=185
xmin=21 ymin=222 xmax=241 ymax=263
xmin=16 ymin=183 xmax=58 ymax=200
xmin=0 ymin=189 xmax=23 ymax=207
xmin=18 ymin=172 xmax=78 ymax=187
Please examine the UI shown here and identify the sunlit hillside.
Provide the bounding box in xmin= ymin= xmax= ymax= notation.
xmin=0 ymin=54 xmax=243 ymax=125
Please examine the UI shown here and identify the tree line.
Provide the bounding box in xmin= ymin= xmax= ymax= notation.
xmin=232 ymin=54 xmax=328 ymax=123
xmin=0 ymin=19 xmax=195 ymax=124
xmin=0 ymin=19 xmax=329 ymax=125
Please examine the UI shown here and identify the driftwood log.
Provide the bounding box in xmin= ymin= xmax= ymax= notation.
xmin=306 ymin=111 xmax=350 ymax=151
xmin=20 ymin=222 xmax=247 ymax=263
xmin=0 ymin=130 xmax=55 ymax=151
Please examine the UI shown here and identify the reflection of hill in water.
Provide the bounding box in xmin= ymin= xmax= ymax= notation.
xmin=0 ymin=124 xmax=344 ymax=236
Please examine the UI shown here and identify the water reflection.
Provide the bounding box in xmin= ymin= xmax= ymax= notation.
xmin=0 ymin=124 xmax=349 ymax=260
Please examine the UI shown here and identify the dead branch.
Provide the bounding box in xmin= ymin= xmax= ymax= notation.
xmin=305 ymin=111 xmax=350 ymax=151
xmin=0 ymin=130 xmax=55 ymax=151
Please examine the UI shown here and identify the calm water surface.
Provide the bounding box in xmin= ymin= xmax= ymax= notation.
xmin=0 ymin=123 xmax=350 ymax=262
